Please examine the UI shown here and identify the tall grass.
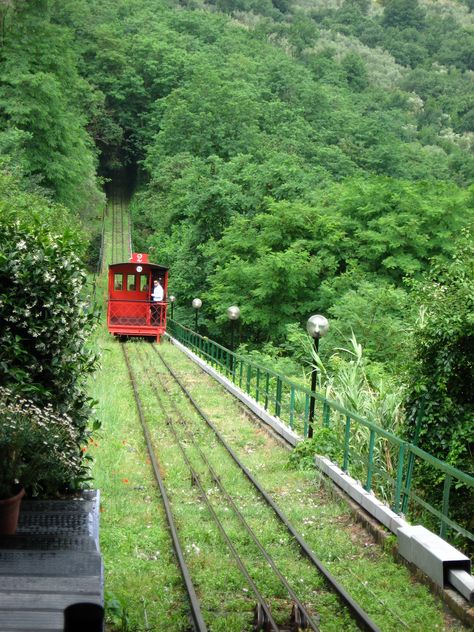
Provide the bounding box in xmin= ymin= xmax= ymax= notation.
xmin=308 ymin=333 xmax=406 ymax=498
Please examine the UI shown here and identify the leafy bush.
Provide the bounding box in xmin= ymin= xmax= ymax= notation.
xmin=287 ymin=429 xmax=343 ymax=471
xmin=405 ymin=232 xmax=474 ymax=541
xmin=406 ymin=232 xmax=473 ymax=472
xmin=105 ymin=592 xmax=132 ymax=632
xmin=0 ymin=387 xmax=86 ymax=498
xmin=0 ymin=171 xmax=98 ymax=445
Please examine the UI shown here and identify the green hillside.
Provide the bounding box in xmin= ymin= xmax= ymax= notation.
xmin=0 ymin=0 xmax=472 ymax=539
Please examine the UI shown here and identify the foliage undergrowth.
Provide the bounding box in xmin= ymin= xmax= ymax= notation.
xmin=0 ymin=170 xmax=99 ymax=445
xmin=287 ymin=429 xmax=343 ymax=471
xmin=0 ymin=386 xmax=86 ymax=498
xmin=405 ymin=232 xmax=474 ymax=549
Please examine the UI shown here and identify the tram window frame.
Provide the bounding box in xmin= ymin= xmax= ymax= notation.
xmin=114 ymin=274 xmax=124 ymax=291
xmin=127 ymin=274 xmax=136 ymax=291
xmin=139 ymin=275 xmax=149 ymax=292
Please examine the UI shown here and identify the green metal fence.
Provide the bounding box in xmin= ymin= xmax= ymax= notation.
xmin=168 ymin=320 xmax=474 ymax=547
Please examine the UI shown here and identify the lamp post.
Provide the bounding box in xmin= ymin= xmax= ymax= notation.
xmin=169 ymin=295 xmax=176 ymax=320
xmin=227 ymin=305 xmax=241 ymax=351
xmin=192 ymin=298 xmax=202 ymax=332
xmin=227 ymin=305 xmax=240 ymax=376
xmin=306 ymin=314 xmax=329 ymax=439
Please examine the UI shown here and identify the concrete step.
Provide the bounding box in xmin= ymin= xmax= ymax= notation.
xmin=0 ymin=550 xmax=102 ymax=578
xmin=0 ymin=535 xmax=97 ymax=552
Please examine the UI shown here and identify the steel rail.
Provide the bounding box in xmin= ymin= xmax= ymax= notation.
xmin=114 ymin=196 xmax=117 ymax=263
xmin=132 ymin=345 xmax=281 ymax=631
xmin=91 ymin=202 xmax=106 ymax=305
xmin=128 ymin=196 xmax=133 ymax=257
xmin=122 ymin=344 xmax=208 ymax=632
xmin=101 ymin=206 xmax=106 ymax=274
xmin=136 ymin=345 xmax=320 ymax=631
xmin=120 ymin=188 xmax=125 ymax=262
xmin=116 ymin=191 xmax=119 ymax=263
xmin=111 ymin=197 xmax=115 ymax=265
xmin=118 ymin=189 xmax=123 ymax=262
xmin=153 ymin=346 xmax=382 ymax=632
xmin=97 ymin=203 xmax=106 ymax=276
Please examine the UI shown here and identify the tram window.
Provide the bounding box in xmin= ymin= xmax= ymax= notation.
xmin=139 ymin=275 xmax=149 ymax=292
xmin=127 ymin=274 xmax=136 ymax=291
xmin=114 ymin=274 xmax=123 ymax=290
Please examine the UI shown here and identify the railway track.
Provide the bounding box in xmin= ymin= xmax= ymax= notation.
xmin=100 ymin=174 xmax=471 ymax=632
xmin=121 ymin=341 xmax=382 ymax=632
xmin=108 ymin=184 xmax=130 ymax=265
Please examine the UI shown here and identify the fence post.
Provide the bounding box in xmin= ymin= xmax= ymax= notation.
xmin=246 ymin=364 xmax=252 ymax=394
xmin=365 ymin=429 xmax=376 ymax=492
xmin=209 ymin=340 xmax=214 ymax=367
xmin=393 ymin=443 xmax=406 ymax=514
xmin=275 ymin=376 xmax=282 ymax=418
xmin=289 ymin=385 xmax=295 ymax=430
xmin=343 ymin=415 xmax=351 ymax=472
xmin=322 ymin=401 xmax=328 ymax=427
xmin=231 ymin=351 xmax=236 ymax=382
xmin=440 ymin=474 xmax=452 ymax=539
xmin=264 ymin=372 xmax=270 ymax=410
xmin=402 ymin=401 xmax=425 ymax=514
xmin=304 ymin=394 xmax=310 ymax=438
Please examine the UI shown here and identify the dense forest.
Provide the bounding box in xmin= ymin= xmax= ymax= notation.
xmin=0 ymin=0 xmax=472 ymax=516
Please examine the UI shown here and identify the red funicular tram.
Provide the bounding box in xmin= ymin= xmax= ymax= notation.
xmin=107 ymin=253 xmax=169 ymax=342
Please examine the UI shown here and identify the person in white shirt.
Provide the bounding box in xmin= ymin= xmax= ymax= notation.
xmin=151 ymin=279 xmax=164 ymax=325
xmin=152 ymin=279 xmax=164 ymax=302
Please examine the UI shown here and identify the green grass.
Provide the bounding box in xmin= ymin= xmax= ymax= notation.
xmin=88 ymin=333 xmax=188 ymax=631
xmin=88 ymin=330 xmax=466 ymax=631
xmin=158 ymin=341 xmax=465 ymax=631
xmin=127 ymin=341 xmax=355 ymax=631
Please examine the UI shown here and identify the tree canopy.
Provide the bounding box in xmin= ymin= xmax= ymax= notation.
xmin=0 ymin=0 xmax=472 ymax=505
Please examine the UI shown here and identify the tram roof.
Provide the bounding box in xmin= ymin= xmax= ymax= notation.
xmin=108 ymin=261 xmax=169 ymax=272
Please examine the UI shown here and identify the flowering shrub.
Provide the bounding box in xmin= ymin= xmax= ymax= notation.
xmin=0 ymin=171 xmax=98 ymax=447
xmin=0 ymin=387 xmax=87 ymax=498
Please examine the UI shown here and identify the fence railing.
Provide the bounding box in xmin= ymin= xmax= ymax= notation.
xmin=167 ymin=320 xmax=474 ymax=548
xmin=108 ymin=299 xmax=166 ymax=328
